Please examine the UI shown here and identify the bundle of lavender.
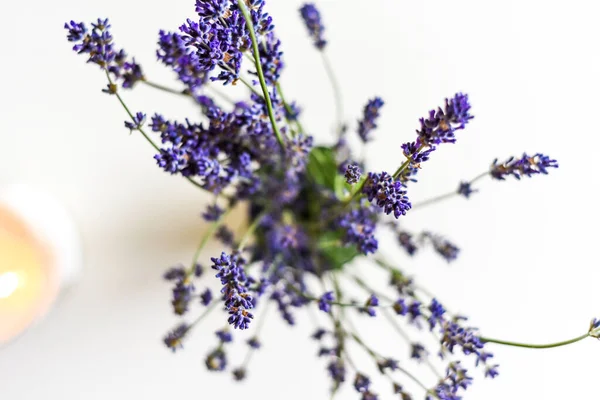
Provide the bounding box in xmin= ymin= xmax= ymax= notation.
xmin=65 ymin=2 xmax=597 ymax=399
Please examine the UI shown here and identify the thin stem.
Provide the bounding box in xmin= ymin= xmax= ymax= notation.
xmin=411 ymin=192 xmax=457 ymax=210
xmin=306 ymin=301 xmax=321 ymax=328
xmin=105 ymin=71 xmax=210 ymax=193
xmin=349 ymin=329 xmax=434 ymax=396
xmin=237 ymin=210 xmax=267 ymax=251
xmin=323 ymin=274 xmax=348 ymax=400
xmin=341 ymin=176 xmax=366 ymax=206
xmin=240 ymin=302 xmax=271 ymax=368
xmin=188 ymin=207 xmax=232 ymax=275
xmin=393 ymin=157 xmax=413 ymax=179
xmin=184 ymin=176 xmax=209 ymax=191
xmin=351 ymin=274 xmax=394 ymax=302
xmin=330 ymin=275 xmax=355 ymax=370
xmin=480 ymin=333 xmax=590 ymax=349
xmin=142 ymin=80 xmax=189 ymax=97
xmin=205 ymin=85 xmax=237 ymax=105
xmin=329 ymin=390 xmax=337 ymax=400
xmin=145 ymin=78 xmax=238 ymax=108
xmin=411 ymin=171 xmax=490 ymax=211
xmin=217 ymin=61 xmax=263 ymax=98
xmin=321 ymin=51 xmax=344 ymax=136
xmin=382 ymin=308 xmax=443 ymax=380
xmin=106 ymin=71 xmax=159 ymax=152
xmin=413 ymin=284 xmax=436 ymax=301
xmin=341 ymin=145 xmax=424 ymax=207
xmin=239 ymin=74 xmax=263 ymax=97
xmin=341 ymin=347 xmax=358 ymax=372
xmin=393 ymin=145 xmax=426 ymax=179
xmin=287 ymin=280 xmax=400 ymax=309
xmin=397 ymin=365 xmax=436 ymax=396
xmin=236 ymin=0 xmax=286 ymax=153
xmin=276 ymin=82 xmax=305 ymax=135
xmin=382 ymin=308 xmax=411 ymax=342
xmin=190 ymin=300 xmax=221 ymax=329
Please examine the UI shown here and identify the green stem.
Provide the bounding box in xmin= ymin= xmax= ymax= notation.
xmin=393 ymin=143 xmax=427 ymax=179
xmin=382 ymin=308 xmax=443 ymax=380
xmin=470 ymin=171 xmax=491 ymax=185
xmin=411 ymin=192 xmax=457 ymax=210
xmin=480 ymin=333 xmax=590 ymax=349
xmin=190 ymin=300 xmax=221 ymax=329
xmin=342 ymin=144 xmax=424 ymax=207
xmin=188 ymin=207 xmax=232 ymax=275
xmin=392 ymin=157 xmax=413 ymax=179
xmin=106 ymin=71 xmax=159 ymax=152
xmin=351 ymin=274 xmax=393 ymax=302
xmin=105 ymin=71 xmax=208 ymax=193
xmin=144 ymin=73 xmax=237 ymax=105
xmin=237 ymin=210 xmax=267 ymax=251
xmin=236 ymin=0 xmax=286 ymax=153
xmin=341 ymin=176 xmax=367 ymax=206
xmin=276 ymin=82 xmax=305 ymax=135
xmin=285 ymin=276 xmax=402 ymax=309
xmin=349 ymin=329 xmax=435 ymax=396
xmin=205 ymin=84 xmax=237 ymax=105
xmin=321 ymin=51 xmax=344 ymax=136
xmin=411 ymin=171 xmax=490 ymax=211
xmin=239 ymin=74 xmax=263 ymax=98
xmin=240 ymin=302 xmax=271 ymax=368
xmin=142 ymin=80 xmax=189 ymax=97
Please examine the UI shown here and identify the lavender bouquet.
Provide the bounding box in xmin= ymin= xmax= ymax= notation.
xmin=64 ymin=1 xmax=598 ymax=399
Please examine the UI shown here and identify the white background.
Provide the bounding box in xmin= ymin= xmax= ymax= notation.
xmin=1 ymin=0 xmax=599 ymax=399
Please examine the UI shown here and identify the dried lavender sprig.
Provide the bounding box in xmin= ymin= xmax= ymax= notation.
xmin=412 ymin=152 xmax=558 ymax=211
xmin=341 ymin=140 xmax=426 ymax=208
xmin=342 ymin=92 xmax=470 ymax=209
xmin=102 ymin=70 xmax=211 ymax=193
xmin=236 ymin=0 xmax=286 ymax=153
xmin=299 ymin=4 xmax=344 ymax=136
xmin=208 ymin=211 xmax=268 ymax=331
xmin=104 ymin=72 xmax=158 ymax=151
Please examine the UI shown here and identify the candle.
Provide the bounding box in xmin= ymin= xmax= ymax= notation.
xmin=0 ymin=185 xmax=81 ymax=344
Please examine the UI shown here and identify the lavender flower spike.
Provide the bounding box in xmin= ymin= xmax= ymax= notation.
xmin=417 ymin=92 xmax=473 ymax=145
xmin=358 ymin=97 xmax=384 ymax=143
xmin=211 ymin=252 xmax=254 ymax=330
xmin=300 ymin=4 xmax=327 ymax=49
xmin=362 ymin=172 xmax=411 ymax=218
xmin=491 ymin=153 xmax=558 ymax=180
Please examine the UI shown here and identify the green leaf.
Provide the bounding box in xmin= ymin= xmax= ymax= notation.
xmin=317 ymin=231 xmax=359 ymax=270
xmin=307 ymin=146 xmax=339 ymax=190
